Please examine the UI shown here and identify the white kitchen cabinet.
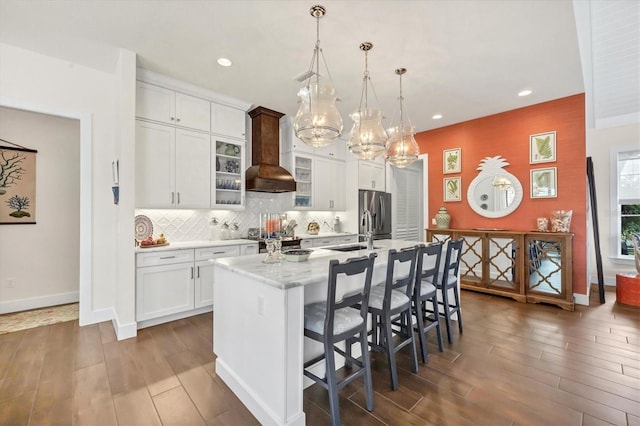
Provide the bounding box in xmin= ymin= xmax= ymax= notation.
xmin=359 ymin=160 xmax=386 ymax=191
xmin=314 ymin=139 xmax=346 ymax=161
xmin=300 ymin=239 xmax=313 ymax=250
xmin=211 ymin=103 xmax=246 ymax=139
xmin=136 ymin=249 xmax=196 ymax=322
xmin=136 ymin=81 xmax=211 ymax=132
xmin=241 ymin=243 xmax=259 ymax=255
xmin=136 ymin=121 xmax=210 ymax=209
xmin=331 ymin=234 xmax=358 ymax=245
xmin=137 ymin=243 xmax=254 ymax=323
xmin=314 ymin=157 xmax=346 ymax=211
xmin=302 ymin=234 xmax=359 ymax=248
xmin=194 ymin=245 xmax=240 ymax=308
xmin=280 ymin=116 xmax=315 ymax=155
xmin=212 ymin=137 xmax=245 ymax=209
xmin=293 ymin=155 xmax=313 ymax=208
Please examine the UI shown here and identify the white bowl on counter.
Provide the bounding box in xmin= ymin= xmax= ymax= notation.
xmin=282 ymin=249 xmax=312 ymax=262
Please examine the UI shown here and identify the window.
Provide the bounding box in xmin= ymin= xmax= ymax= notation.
xmin=616 ymin=150 xmax=640 ymax=257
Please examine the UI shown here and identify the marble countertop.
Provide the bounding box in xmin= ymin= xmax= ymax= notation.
xmin=295 ymin=232 xmax=357 ymax=239
xmin=213 ymin=239 xmax=421 ymax=290
xmin=135 ymin=239 xmax=257 ymax=253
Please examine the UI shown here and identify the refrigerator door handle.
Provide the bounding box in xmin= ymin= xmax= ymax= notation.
xmin=379 ymin=196 xmax=385 ymax=231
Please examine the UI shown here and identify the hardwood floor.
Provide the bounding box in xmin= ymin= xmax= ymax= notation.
xmin=0 ymin=285 xmax=637 ymax=425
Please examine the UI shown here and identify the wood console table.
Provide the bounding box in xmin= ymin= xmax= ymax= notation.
xmin=426 ymin=229 xmax=574 ymax=310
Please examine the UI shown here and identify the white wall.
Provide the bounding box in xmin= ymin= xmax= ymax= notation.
xmin=0 ymin=107 xmax=80 ymax=313
xmin=0 ymin=43 xmax=134 ymax=331
xmin=587 ymin=122 xmax=640 ymax=284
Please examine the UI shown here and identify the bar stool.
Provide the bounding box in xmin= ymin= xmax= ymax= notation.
xmin=367 ymin=246 xmax=419 ymax=390
xmin=438 ymin=238 xmax=464 ymax=343
xmin=303 ymin=253 xmax=376 ymax=426
xmin=412 ymin=242 xmax=445 ymax=363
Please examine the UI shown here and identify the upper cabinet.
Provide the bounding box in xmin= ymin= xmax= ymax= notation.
xmin=212 ymin=137 xmax=245 ymax=209
xmin=211 ymin=103 xmax=246 ymax=140
xmin=358 ymin=160 xmax=386 ymax=191
xmin=136 ymin=81 xmax=210 ymax=132
xmin=136 ymin=121 xmax=211 ymax=209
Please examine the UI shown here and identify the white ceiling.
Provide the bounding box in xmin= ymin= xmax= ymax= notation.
xmin=0 ymin=0 xmax=636 ymax=132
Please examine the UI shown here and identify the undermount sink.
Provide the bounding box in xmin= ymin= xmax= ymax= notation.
xmin=325 ymin=244 xmax=380 ymax=252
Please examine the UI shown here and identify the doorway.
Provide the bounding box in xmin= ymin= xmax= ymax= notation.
xmin=391 ymin=155 xmax=427 ymax=241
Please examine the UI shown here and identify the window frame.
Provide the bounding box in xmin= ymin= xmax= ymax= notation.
xmin=610 ymin=148 xmax=640 ymax=263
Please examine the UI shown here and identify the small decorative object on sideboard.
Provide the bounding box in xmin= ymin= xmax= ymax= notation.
xmin=536 ymin=217 xmax=549 ymax=232
xmin=435 ymin=206 xmax=451 ymax=229
xmin=550 ymin=210 xmax=572 ymax=232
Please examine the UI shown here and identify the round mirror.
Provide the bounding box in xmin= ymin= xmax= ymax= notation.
xmin=467 ymin=156 xmax=523 ymax=218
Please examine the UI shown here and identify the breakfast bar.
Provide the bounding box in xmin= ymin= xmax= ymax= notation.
xmin=212 ymin=240 xmax=419 ymax=425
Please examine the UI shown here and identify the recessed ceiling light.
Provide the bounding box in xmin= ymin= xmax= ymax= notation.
xmin=217 ymin=57 xmax=232 ymax=67
xmin=518 ymin=89 xmax=532 ymax=97
xmin=432 ymin=114 xmax=443 ymax=120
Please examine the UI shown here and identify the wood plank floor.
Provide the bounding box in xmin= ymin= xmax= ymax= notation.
xmin=0 ymin=285 xmax=637 ymax=425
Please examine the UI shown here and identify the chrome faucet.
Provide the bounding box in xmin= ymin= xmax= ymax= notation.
xmin=361 ymin=209 xmax=374 ymax=250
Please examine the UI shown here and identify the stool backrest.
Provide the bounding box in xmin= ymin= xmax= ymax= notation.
xmin=443 ymin=238 xmax=464 ymax=279
xmin=325 ymin=253 xmax=377 ymax=337
xmin=381 ymin=246 xmax=419 ymax=310
xmin=415 ymin=242 xmax=444 ymax=291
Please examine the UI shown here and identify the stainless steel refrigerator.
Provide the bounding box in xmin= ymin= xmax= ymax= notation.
xmin=358 ymin=190 xmax=392 ymax=240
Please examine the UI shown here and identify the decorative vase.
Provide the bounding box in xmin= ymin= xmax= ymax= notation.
xmin=435 ymin=206 xmax=451 ymax=229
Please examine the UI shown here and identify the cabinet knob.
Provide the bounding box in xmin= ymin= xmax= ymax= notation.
xmin=176 ymin=118 xmax=181 ymax=122
xmin=170 ymin=117 xmax=175 ymax=121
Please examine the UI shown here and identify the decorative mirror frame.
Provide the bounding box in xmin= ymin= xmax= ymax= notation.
xmin=466 ymin=156 xmax=523 ymax=218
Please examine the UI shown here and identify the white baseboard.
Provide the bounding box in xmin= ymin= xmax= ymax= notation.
xmin=574 ymin=293 xmax=589 ymax=306
xmin=136 ymin=306 xmax=213 ymax=329
xmin=112 ymin=311 xmax=137 ymax=341
xmin=0 ymin=291 xmax=79 ymax=314
xmin=79 ymin=306 xmax=112 ymax=327
xmin=589 ymin=274 xmax=618 ymax=286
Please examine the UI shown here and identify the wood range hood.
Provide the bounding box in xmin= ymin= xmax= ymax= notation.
xmin=246 ymin=106 xmax=296 ymax=193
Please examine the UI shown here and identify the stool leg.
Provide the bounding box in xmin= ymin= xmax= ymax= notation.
xmin=441 ymin=285 xmax=453 ymax=344
xmin=431 ymin=297 xmax=444 ymax=352
xmin=324 ymin=340 xmax=340 ymax=426
xmin=344 ymin=337 xmax=353 ymax=369
xmin=414 ymin=298 xmax=428 ymax=363
xmin=453 ymin=287 xmax=463 ymax=335
xmin=383 ymin=315 xmax=399 ymax=391
xmin=359 ymin=331 xmax=374 ymax=412
xmin=406 ymin=310 xmax=419 ymax=373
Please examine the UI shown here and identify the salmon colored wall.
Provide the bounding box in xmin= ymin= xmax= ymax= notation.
xmin=416 ymin=94 xmax=587 ymax=295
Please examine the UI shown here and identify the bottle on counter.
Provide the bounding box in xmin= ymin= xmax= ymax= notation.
xmin=210 ymin=217 xmax=220 ymax=240
xmin=220 ymin=222 xmax=231 ymax=240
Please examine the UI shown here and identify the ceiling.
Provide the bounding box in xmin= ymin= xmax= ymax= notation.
xmin=0 ymin=0 xmax=636 ymax=133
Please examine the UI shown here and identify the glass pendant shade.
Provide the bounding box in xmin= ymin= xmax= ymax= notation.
xmin=385 ymin=68 xmax=419 ymax=168
xmin=385 ymin=124 xmax=419 ymax=168
xmin=348 ymin=108 xmax=387 ymax=160
xmin=347 ymin=42 xmax=387 ymax=160
xmin=293 ymin=5 xmax=343 ymax=148
xmin=294 ymin=78 xmax=343 ymax=148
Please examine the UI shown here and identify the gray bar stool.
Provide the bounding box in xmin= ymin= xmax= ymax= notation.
xmin=367 ymin=246 xmax=419 ymax=390
xmin=439 ymin=238 xmax=464 ymax=343
xmin=303 ymin=253 xmax=376 ymax=426
xmin=412 ymin=242 xmax=445 ymax=363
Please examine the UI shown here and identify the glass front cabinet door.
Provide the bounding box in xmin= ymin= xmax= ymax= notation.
xmin=294 ymin=155 xmax=313 ymax=209
xmin=212 ymin=138 xmax=245 ymax=208
xmin=525 ymin=232 xmax=574 ymax=311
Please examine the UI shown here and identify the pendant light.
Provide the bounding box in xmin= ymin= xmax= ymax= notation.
xmin=293 ymin=5 xmax=343 ymax=148
xmin=347 ymin=42 xmax=388 ymax=160
xmin=385 ymin=68 xmax=419 ymax=168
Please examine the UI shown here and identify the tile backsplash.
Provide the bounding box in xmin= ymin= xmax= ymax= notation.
xmin=136 ymin=192 xmax=347 ymax=242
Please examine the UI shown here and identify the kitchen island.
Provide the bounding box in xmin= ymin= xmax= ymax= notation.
xmin=212 ymin=240 xmax=419 ymax=426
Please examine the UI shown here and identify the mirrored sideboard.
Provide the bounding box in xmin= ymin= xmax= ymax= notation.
xmin=426 ymin=228 xmax=574 ymax=311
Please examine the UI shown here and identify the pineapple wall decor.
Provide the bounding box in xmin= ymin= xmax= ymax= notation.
xmin=467 ymin=156 xmax=523 ymax=218
xmin=529 ymin=131 xmax=556 ymax=164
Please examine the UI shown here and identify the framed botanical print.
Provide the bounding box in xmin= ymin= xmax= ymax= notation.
xmin=443 ymin=148 xmax=461 ymax=174
xmin=0 ymin=145 xmax=37 ymax=224
xmin=530 ymin=167 xmax=557 ymax=198
xmin=444 ymin=177 xmax=461 ymax=202
xmin=530 ymin=131 xmax=556 ymax=164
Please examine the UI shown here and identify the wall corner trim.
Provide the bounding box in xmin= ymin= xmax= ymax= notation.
xmin=112 ymin=310 xmax=137 ymax=341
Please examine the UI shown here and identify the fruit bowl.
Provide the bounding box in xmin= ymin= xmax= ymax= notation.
xmin=282 ymin=249 xmax=312 ymax=262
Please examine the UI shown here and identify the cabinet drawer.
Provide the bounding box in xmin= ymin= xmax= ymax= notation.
xmin=137 ymin=249 xmax=194 ymax=267
xmin=313 ymin=237 xmax=336 ymax=247
xmin=333 ymin=235 xmax=358 ymax=244
xmin=195 ymin=245 xmax=241 ymax=261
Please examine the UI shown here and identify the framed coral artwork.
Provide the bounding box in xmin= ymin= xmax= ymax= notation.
xmin=0 ymin=145 xmax=37 ymax=224
xmin=443 ymin=148 xmax=461 ymax=174
xmin=529 ymin=131 xmax=556 ymax=164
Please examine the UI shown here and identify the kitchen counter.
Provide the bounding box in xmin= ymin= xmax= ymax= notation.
xmin=295 ymin=232 xmax=357 ymax=240
xmin=212 ymin=239 xmax=422 ymax=425
xmin=135 ymin=238 xmax=256 ymax=253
